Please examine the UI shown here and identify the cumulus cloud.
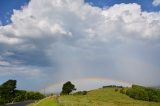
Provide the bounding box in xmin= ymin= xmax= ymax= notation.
xmin=102 ymin=3 xmax=160 ymax=39
xmin=153 ymin=0 xmax=160 ymax=6
xmin=0 ymin=0 xmax=160 ymax=90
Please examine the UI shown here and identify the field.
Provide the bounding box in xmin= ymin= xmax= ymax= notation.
xmin=30 ymin=88 xmax=160 ymax=106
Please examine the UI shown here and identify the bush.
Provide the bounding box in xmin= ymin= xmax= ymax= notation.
xmin=14 ymin=90 xmax=27 ymax=102
xmin=126 ymin=85 xmax=160 ymax=102
xmin=120 ymin=88 xmax=126 ymax=94
xmin=25 ymin=91 xmax=44 ymax=100
xmin=103 ymin=85 xmax=123 ymax=88
xmin=115 ymin=88 xmax=118 ymax=92
xmin=73 ymin=91 xmax=88 ymax=95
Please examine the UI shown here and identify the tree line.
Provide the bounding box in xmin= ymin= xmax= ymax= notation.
xmin=0 ymin=80 xmax=44 ymax=105
xmin=126 ymin=85 xmax=160 ymax=102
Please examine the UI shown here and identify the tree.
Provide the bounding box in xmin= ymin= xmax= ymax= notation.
xmin=0 ymin=80 xmax=44 ymax=105
xmin=61 ymin=81 xmax=76 ymax=95
xmin=0 ymin=80 xmax=17 ymax=103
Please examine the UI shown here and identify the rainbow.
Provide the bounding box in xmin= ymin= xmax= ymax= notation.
xmin=43 ymin=77 xmax=133 ymax=93
xmin=78 ymin=77 xmax=133 ymax=85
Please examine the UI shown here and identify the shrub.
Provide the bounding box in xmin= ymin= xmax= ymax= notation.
xmin=14 ymin=90 xmax=27 ymax=102
xmin=120 ymin=88 xmax=126 ymax=94
xmin=73 ymin=91 xmax=88 ymax=95
xmin=126 ymin=85 xmax=160 ymax=102
xmin=25 ymin=91 xmax=44 ymax=100
xmin=103 ymin=85 xmax=123 ymax=88
xmin=115 ymin=88 xmax=118 ymax=92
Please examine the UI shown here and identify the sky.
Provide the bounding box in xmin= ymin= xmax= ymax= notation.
xmin=0 ymin=0 xmax=160 ymax=92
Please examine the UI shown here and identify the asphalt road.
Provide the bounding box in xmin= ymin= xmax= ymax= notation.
xmin=4 ymin=100 xmax=35 ymax=106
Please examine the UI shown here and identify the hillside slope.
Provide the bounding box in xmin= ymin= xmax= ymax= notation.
xmin=59 ymin=88 xmax=160 ymax=106
xmin=29 ymin=88 xmax=160 ymax=106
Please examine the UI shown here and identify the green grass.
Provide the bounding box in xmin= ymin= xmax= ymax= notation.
xmin=59 ymin=88 xmax=160 ymax=106
xmin=28 ymin=97 xmax=59 ymax=106
xmin=29 ymin=88 xmax=160 ymax=106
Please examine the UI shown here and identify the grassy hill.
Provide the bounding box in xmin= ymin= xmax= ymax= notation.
xmin=29 ymin=87 xmax=160 ymax=106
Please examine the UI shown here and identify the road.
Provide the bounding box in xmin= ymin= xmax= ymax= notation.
xmin=5 ymin=100 xmax=35 ymax=106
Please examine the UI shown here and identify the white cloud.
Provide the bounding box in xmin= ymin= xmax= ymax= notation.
xmin=0 ymin=1 xmax=160 ymax=45
xmin=0 ymin=61 xmax=10 ymax=66
xmin=0 ymin=0 xmax=160 ymax=89
xmin=153 ymin=0 xmax=160 ymax=6
xmin=102 ymin=3 xmax=160 ymax=39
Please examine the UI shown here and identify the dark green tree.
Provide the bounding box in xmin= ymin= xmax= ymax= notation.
xmin=61 ymin=81 xmax=76 ymax=95
xmin=0 ymin=80 xmax=17 ymax=103
xmin=0 ymin=80 xmax=44 ymax=105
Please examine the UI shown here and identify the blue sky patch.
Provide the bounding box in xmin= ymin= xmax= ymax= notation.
xmin=85 ymin=0 xmax=160 ymax=11
xmin=0 ymin=0 xmax=30 ymax=25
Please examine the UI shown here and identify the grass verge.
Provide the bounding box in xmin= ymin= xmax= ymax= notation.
xmin=28 ymin=97 xmax=59 ymax=106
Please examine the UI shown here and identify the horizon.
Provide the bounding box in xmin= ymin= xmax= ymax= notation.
xmin=0 ymin=0 xmax=160 ymax=91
